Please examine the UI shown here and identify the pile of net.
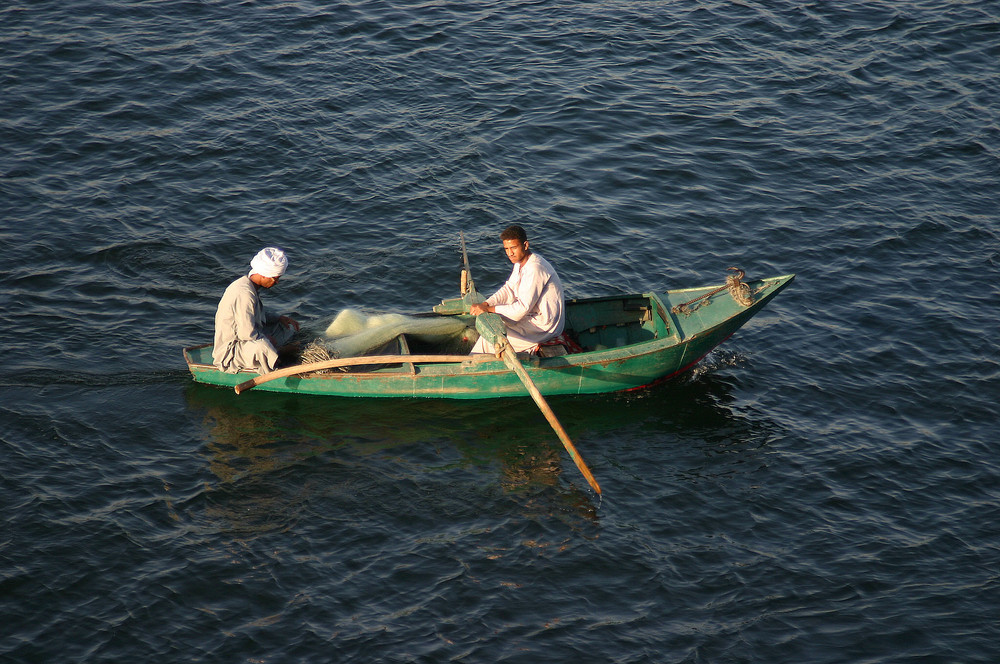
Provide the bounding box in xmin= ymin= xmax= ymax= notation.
xmin=299 ymin=309 xmax=477 ymax=367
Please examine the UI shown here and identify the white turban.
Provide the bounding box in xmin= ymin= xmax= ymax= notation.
xmin=249 ymin=247 xmax=288 ymax=278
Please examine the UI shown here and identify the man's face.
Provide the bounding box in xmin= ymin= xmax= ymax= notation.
xmin=503 ymin=239 xmax=529 ymax=265
xmin=256 ymin=274 xmax=280 ymax=289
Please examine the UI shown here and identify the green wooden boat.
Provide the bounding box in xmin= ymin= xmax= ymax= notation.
xmin=183 ymin=269 xmax=795 ymax=399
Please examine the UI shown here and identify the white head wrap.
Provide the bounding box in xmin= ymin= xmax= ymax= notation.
xmin=249 ymin=247 xmax=288 ymax=278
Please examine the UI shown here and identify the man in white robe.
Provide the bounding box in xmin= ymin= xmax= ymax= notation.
xmin=213 ymin=247 xmax=300 ymax=374
xmin=469 ymin=225 xmax=565 ymax=354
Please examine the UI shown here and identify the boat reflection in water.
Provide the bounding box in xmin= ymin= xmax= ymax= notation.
xmin=183 ymin=355 xmax=776 ymax=533
xmin=184 ymin=381 xmax=587 ymax=492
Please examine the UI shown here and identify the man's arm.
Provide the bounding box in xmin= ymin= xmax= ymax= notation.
xmin=492 ymin=262 xmax=547 ymax=323
xmin=470 ymin=269 xmax=517 ymax=315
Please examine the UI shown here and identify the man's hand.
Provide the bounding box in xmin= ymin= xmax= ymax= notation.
xmin=469 ymin=302 xmax=493 ymax=315
xmin=279 ymin=315 xmax=300 ymax=331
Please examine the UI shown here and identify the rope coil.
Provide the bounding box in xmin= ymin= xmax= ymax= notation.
xmin=727 ymin=269 xmax=754 ymax=307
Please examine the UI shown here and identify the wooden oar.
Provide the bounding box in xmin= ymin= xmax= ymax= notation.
xmin=475 ymin=311 xmax=602 ymax=496
xmin=233 ymin=354 xmax=489 ymax=394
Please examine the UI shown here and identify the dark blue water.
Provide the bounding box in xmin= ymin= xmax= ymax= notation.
xmin=3 ymin=1 xmax=999 ymax=661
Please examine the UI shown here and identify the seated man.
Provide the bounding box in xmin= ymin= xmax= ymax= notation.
xmin=469 ymin=225 xmax=565 ymax=354
xmin=212 ymin=246 xmax=300 ymax=374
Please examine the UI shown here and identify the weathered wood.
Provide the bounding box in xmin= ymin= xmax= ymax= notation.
xmin=234 ymin=353 xmax=490 ymax=394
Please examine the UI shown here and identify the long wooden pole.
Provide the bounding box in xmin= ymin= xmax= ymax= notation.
xmin=233 ymin=354 xmax=488 ymax=394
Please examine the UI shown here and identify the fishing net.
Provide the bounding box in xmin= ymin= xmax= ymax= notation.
xmin=308 ymin=309 xmax=476 ymax=360
xmin=300 ymin=339 xmax=337 ymax=364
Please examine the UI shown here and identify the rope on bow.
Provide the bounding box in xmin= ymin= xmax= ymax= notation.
xmin=671 ymin=267 xmax=755 ymax=316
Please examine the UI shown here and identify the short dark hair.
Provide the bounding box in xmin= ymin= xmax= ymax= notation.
xmin=500 ymin=225 xmax=528 ymax=243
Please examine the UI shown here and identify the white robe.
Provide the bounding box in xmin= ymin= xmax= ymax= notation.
xmin=212 ymin=276 xmax=294 ymax=374
xmin=472 ymin=252 xmax=565 ymax=354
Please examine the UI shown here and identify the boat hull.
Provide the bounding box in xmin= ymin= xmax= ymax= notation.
xmin=184 ymin=274 xmax=794 ymax=399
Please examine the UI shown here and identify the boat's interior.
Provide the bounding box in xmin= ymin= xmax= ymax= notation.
xmin=566 ymin=295 xmax=660 ymax=352
xmin=407 ymin=294 xmax=664 ymax=357
xmin=186 ymin=294 xmax=669 ymax=371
